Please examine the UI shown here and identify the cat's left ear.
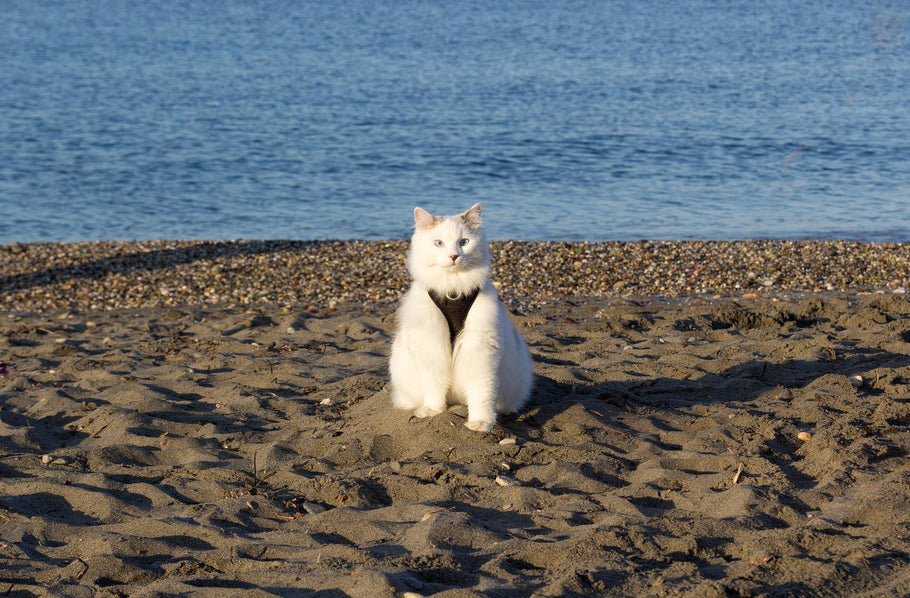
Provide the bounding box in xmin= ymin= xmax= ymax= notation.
xmin=460 ymin=203 xmax=482 ymax=230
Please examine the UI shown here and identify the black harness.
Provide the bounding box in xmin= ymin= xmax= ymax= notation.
xmin=428 ymin=287 xmax=480 ymax=345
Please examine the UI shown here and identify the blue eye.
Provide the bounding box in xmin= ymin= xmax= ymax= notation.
xmin=434 ymin=239 xmax=443 ymax=247
xmin=459 ymin=238 xmax=470 ymax=247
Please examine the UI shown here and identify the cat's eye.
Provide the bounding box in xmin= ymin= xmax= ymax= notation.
xmin=433 ymin=239 xmax=443 ymax=247
xmin=459 ymin=238 xmax=470 ymax=247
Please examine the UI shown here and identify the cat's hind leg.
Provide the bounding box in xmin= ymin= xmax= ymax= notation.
xmin=495 ymin=328 xmax=534 ymax=415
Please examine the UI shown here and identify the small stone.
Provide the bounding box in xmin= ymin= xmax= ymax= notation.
xmin=450 ymin=405 xmax=469 ymax=417
xmin=741 ymin=293 xmax=760 ymax=300
xmin=495 ymin=475 xmax=516 ymax=487
xmin=286 ymin=326 xmax=296 ymax=334
xmin=797 ymin=431 xmax=812 ymax=442
xmin=301 ymin=501 xmax=327 ymax=515
xmin=402 ymin=576 xmax=425 ymax=590
xmin=41 ymin=454 xmax=53 ymax=464
xmin=498 ymin=437 xmax=517 ymax=446
xmin=848 ymin=374 xmax=864 ymax=388
xmin=319 ymin=398 xmax=333 ymax=406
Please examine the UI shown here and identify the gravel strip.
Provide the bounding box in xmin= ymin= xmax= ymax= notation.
xmin=2 ymin=239 xmax=909 ymax=313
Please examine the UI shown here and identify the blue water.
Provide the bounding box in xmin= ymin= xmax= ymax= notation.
xmin=1 ymin=1 xmax=908 ymax=243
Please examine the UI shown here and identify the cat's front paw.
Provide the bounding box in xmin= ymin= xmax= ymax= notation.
xmin=414 ymin=405 xmax=444 ymax=419
xmin=465 ymin=419 xmax=495 ymax=433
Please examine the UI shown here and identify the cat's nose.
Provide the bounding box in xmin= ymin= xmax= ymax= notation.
xmin=448 ymin=254 xmax=458 ymax=262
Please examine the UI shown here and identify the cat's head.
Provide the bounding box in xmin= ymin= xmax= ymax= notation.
xmin=407 ymin=203 xmax=490 ymax=294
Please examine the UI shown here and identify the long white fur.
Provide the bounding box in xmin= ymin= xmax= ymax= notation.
xmin=389 ymin=203 xmax=534 ymax=432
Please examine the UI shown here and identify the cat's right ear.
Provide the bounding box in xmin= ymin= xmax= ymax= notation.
xmin=414 ymin=207 xmax=436 ymax=230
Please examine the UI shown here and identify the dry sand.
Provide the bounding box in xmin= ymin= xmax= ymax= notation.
xmin=1 ymin=288 xmax=909 ymax=597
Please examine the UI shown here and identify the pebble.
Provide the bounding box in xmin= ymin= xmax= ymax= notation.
xmin=498 ymin=437 xmax=517 ymax=446
xmin=495 ymin=475 xmax=517 ymax=487
xmin=2 ymin=239 xmax=909 ymax=312
xmin=41 ymin=454 xmax=69 ymax=465
xmin=848 ymin=374 xmax=865 ymax=388
xmin=301 ymin=501 xmax=327 ymax=515
xmin=797 ymin=431 xmax=812 ymax=442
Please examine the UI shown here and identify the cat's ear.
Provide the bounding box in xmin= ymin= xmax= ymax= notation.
xmin=414 ymin=207 xmax=436 ymax=230
xmin=460 ymin=203 xmax=482 ymax=230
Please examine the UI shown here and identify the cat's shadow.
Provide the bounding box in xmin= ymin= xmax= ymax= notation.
xmin=506 ymin=345 xmax=910 ymax=432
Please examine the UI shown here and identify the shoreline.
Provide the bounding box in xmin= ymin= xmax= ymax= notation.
xmin=2 ymin=239 xmax=909 ymax=313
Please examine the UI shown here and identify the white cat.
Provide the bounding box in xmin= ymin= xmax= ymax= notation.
xmin=389 ymin=203 xmax=533 ymax=432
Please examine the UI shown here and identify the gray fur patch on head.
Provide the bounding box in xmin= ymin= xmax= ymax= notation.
xmin=457 ymin=203 xmax=483 ymax=230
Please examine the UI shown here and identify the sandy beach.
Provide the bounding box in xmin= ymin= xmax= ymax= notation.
xmin=2 ymin=240 xmax=910 ymax=597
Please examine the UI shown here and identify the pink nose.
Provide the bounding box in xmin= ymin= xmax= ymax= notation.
xmin=449 ymin=254 xmax=458 ymax=262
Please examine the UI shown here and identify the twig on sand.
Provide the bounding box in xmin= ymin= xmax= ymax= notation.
xmin=732 ymin=462 xmax=745 ymax=485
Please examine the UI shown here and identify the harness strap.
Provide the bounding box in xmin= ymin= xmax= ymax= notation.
xmin=428 ymin=287 xmax=480 ymax=345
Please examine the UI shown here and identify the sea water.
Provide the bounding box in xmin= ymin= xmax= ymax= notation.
xmin=1 ymin=0 xmax=908 ymax=242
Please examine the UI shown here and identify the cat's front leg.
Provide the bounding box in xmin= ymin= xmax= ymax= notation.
xmin=453 ymin=333 xmax=500 ymax=432
xmin=410 ymin=335 xmax=451 ymax=418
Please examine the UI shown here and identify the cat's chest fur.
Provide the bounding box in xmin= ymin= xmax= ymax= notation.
xmin=428 ymin=287 xmax=481 ymax=344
